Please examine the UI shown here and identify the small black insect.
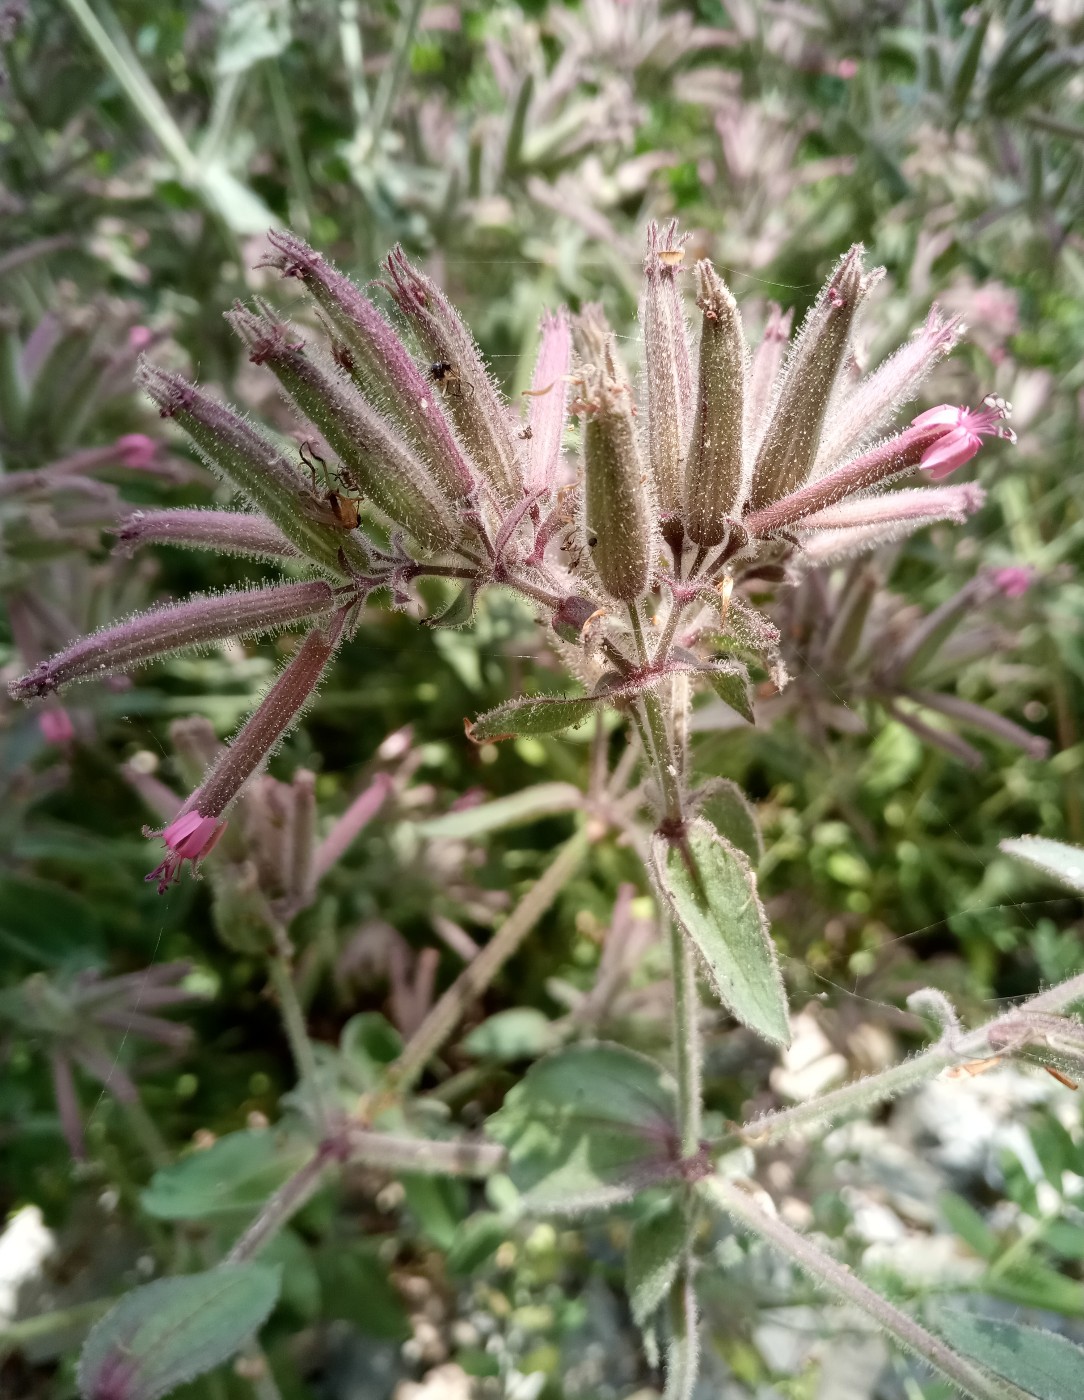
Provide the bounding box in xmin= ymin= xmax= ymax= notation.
xmin=428 ymin=360 xmax=473 ymax=398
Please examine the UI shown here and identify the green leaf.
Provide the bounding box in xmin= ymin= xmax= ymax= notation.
xmin=140 ymin=1131 xmax=313 ymax=1223
xmin=702 ymin=660 xmax=754 ymax=723
xmin=697 ymin=780 xmax=762 ymax=865
xmin=653 ymin=819 xmax=789 ymax=1046
xmin=447 ymin=1212 xmax=508 ymax=1276
xmin=463 ymin=1008 xmax=562 ymax=1061
xmin=314 ymin=1244 xmax=410 ymax=1340
xmin=936 ymin=1311 xmax=1084 ymax=1400
xmin=77 ymin=1265 xmax=281 ymax=1400
xmin=486 ymin=1043 xmax=680 ymax=1212
xmin=1000 ymin=836 xmax=1084 ymax=896
xmin=469 ymin=695 xmax=601 ymax=742
xmin=938 ymin=1192 xmax=997 ymax=1260
xmin=627 ymin=1199 xmax=686 ymax=1327
xmin=418 ymin=783 xmax=582 ymax=839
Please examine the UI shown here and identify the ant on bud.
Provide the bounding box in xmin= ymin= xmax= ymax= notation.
xmin=299 ymin=441 xmax=363 ymax=531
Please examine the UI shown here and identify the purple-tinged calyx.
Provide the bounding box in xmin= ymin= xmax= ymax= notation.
xmin=136 ymin=360 xmax=366 ymax=576
xmin=227 ymin=302 xmax=462 ymax=551
xmin=262 ymin=231 xmax=477 ymax=503
xmin=115 ymin=508 xmax=299 ymax=561
xmin=8 ymin=580 xmax=339 ymax=698
xmin=384 ymin=246 xmax=522 ymax=508
xmin=149 ymin=617 xmax=345 ymax=888
xmin=745 ymin=396 xmax=1010 ymax=538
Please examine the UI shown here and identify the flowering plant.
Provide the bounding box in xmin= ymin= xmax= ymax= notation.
xmin=13 ymin=225 xmax=1076 ymax=1400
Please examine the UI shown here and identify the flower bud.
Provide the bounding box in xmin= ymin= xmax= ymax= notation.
xmin=384 ymin=247 xmax=523 ymax=506
xmin=136 ymin=360 xmax=364 ymax=576
xmin=172 ymin=616 xmax=344 ymax=837
xmin=685 ymin=261 xmax=745 ymax=546
xmin=573 ymin=314 xmax=654 ymax=604
xmin=640 ymin=222 xmax=693 ymax=519
xmin=750 ymin=245 xmax=880 ymax=509
xmin=227 ymin=303 xmax=459 ymax=551
xmin=115 ymin=508 xmax=299 ymax=562
xmin=9 ymin=580 xmax=338 ymax=698
xmin=263 ymin=231 xmax=476 ymax=503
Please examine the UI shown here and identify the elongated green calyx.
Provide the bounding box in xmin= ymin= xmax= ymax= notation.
xmin=641 ymin=222 xmax=693 ymax=520
xmin=749 ymin=245 xmax=880 ymax=510
xmin=574 ymin=310 xmax=654 ymax=604
xmin=227 ymin=304 xmax=460 ymax=552
xmin=263 ymin=232 xmax=477 ymax=503
xmin=685 ymin=261 xmax=745 ymax=547
xmin=135 ymin=361 xmax=362 ymax=576
xmin=384 ymin=247 xmax=523 ymax=508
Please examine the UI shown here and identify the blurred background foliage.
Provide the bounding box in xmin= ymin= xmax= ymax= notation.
xmin=1 ymin=0 xmax=1084 ymax=1396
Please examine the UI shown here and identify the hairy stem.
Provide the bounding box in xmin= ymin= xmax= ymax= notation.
xmin=669 ymin=919 xmax=702 ymax=1157
xmin=736 ymin=969 xmax=1084 ymax=1148
xmin=702 ymin=1177 xmax=1032 ymax=1400
xmin=227 ymin=1145 xmax=334 ymax=1263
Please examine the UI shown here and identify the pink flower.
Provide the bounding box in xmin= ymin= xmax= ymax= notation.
xmin=128 ymin=325 xmax=154 ymax=350
xmin=837 ymin=58 xmax=858 ymax=79
xmin=147 ymin=810 xmax=226 ymax=893
xmin=913 ymin=396 xmax=1016 ymax=480
xmin=116 ymin=432 xmax=158 ymax=469
xmin=38 ymin=707 xmax=75 ymax=746
xmin=990 ymin=565 xmax=1034 ymax=599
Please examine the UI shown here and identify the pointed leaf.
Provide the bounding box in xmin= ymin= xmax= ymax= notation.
xmin=628 ymin=1199 xmax=687 ymax=1327
xmin=936 ymin=1311 xmax=1084 ymax=1400
xmin=141 ymin=1131 xmax=313 ymax=1222
xmin=653 ymin=819 xmax=789 ymax=1046
xmin=486 ymin=1043 xmax=680 ymax=1212
xmin=702 ymin=661 xmax=754 ymax=723
xmin=77 ymin=1264 xmax=281 ymax=1400
xmin=469 ymin=694 xmax=602 ymax=743
xmin=1000 ymin=836 xmax=1084 ymax=896
xmin=697 ymin=780 xmax=762 ymax=865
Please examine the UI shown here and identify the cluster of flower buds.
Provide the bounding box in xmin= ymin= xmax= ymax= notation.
xmin=8 ymin=224 xmax=1015 ymax=883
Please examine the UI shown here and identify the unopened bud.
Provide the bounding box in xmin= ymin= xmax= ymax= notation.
xmin=136 ymin=360 xmax=363 ymax=576
xmin=384 ymin=247 xmax=522 ymax=506
xmin=263 ymin=232 xmax=477 ymax=503
xmin=176 ymin=617 xmax=343 ymax=830
xmin=685 ymin=261 xmax=745 ymax=546
xmin=574 ymin=315 xmax=654 ymax=604
xmin=9 ymin=581 xmax=338 ymax=698
xmin=115 ymin=508 xmax=298 ymax=561
xmin=640 ymin=222 xmax=693 ymax=519
xmin=750 ymin=246 xmax=880 ymax=509
xmin=227 ymin=303 xmax=459 ymax=552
